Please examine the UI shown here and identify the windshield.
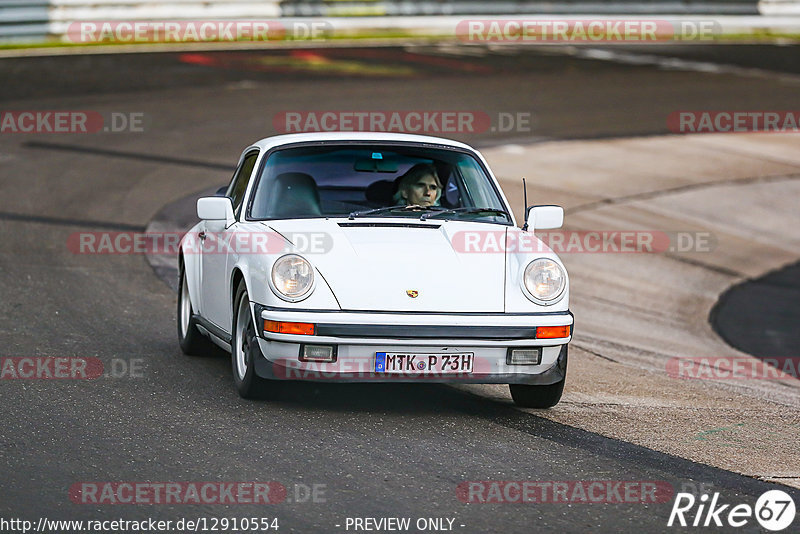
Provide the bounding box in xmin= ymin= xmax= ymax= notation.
xmin=248 ymin=144 xmax=510 ymax=224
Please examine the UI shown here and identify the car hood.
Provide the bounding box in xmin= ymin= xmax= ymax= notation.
xmin=266 ymin=219 xmax=507 ymax=312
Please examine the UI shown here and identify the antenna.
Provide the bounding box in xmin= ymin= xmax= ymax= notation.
xmin=521 ymin=177 xmax=529 ymax=231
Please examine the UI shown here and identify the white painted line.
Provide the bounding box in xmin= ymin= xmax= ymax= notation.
xmin=556 ymin=46 xmax=800 ymax=84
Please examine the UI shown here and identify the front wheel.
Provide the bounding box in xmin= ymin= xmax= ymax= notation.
xmin=509 ymin=379 xmax=565 ymax=408
xmin=232 ymin=282 xmax=270 ymax=399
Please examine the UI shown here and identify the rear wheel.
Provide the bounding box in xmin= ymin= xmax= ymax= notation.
xmin=232 ymin=281 xmax=270 ymax=399
xmin=177 ymin=265 xmax=215 ymax=356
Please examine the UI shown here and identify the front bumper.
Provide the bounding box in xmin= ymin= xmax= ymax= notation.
xmin=252 ymin=305 xmax=572 ymax=384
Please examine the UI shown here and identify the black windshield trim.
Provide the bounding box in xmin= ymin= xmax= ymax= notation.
xmin=420 ymin=207 xmax=510 ymax=221
xmin=337 ymin=222 xmax=441 ymax=229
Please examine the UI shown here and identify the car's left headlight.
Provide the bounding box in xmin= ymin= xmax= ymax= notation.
xmin=270 ymin=254 xmax=314 ymax=301
xmin=522 ymin=258 xmax=566 ymax=304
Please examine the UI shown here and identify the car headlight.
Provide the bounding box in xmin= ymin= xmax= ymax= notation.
xmin=271 ymin=254 xmax=314 ymax=301
xmin=523 ymin=258 xmax=566 ymax=303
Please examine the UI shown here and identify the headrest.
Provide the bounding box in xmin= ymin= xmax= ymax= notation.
xmin=364 ymin=180 xmax=397 ymax=205
xmin=270 ymin=172 xmax=322 ymax=218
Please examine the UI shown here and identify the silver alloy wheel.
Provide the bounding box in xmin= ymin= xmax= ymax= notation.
xmin=180 ymin=272 xmax=191 ymax=339
xmin=235 ymin=292 xmax=250 ymax=381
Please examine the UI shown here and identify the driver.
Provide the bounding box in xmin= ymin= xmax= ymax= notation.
xmin=393 ymin=163 xmax=443 ymax=207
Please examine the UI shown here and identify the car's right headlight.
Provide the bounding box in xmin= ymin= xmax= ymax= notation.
xmin=522 ymin=258 xmax=566 ymax=304
xmin=270 ymin=254 xmax=314 ymax=301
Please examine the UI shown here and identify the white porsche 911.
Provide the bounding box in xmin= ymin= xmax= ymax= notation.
xmin=178 ymin=132 xmax=572 ymax=408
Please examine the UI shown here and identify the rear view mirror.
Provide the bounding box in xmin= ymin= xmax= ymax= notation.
xmin=197 ymin=196 xmax=235 ymax=231
xmin=354 ymin=158 xmax=399 ymax=173
xmin=525 ymin=205 xmax=564 ymax=230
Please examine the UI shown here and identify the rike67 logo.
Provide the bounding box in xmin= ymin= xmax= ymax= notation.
xmin=668 ymin=490 xmax=796 ymax=531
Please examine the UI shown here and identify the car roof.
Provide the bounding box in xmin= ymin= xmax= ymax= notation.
xmin=250 ymin=132 xmax=477 ymax=152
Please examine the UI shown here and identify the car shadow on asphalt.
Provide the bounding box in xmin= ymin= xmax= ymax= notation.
xmin=178 ymin=345 xmax=489 ymax=416
xmin=171 ymin=346 xmax=800 ymax=499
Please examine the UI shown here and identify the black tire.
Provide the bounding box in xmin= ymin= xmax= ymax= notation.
xmin=509 ymin=379 xmax=565 ymax=408
xmin=177 ymin=264 xmax=215 ymax=356
xmin=231 ymin=281 xmax=270 ymax=399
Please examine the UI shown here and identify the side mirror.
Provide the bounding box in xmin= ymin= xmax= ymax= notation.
xmin=197 ymin=196 xmax=235 ymax=232
xmin=525 ymin=205 xmax=563 ymax=230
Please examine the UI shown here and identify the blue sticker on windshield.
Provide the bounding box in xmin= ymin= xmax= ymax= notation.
xmin=371 ymin=152 xmax=383 ymax=159
xmin=375 ymin=352 xmax=386 ymax=372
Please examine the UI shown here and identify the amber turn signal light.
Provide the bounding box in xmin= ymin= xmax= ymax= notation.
xmin=536 ymin=325 xmax=570 ymax=339
xmin=264 ymin=320 xmax=315 ymax=336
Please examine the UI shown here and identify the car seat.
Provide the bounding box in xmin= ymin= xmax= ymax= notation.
xmin=269 ymin=172 xmax=322 ymax=218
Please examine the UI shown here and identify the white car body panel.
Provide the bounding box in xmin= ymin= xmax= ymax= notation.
xmin=266 ymin=218 xmax=506 ymax=313
xmin=200 ymin=229 xmax=233 ymax=328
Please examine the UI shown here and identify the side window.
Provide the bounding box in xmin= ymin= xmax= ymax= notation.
xmin=227 ymin=151 xmax=259 ymax=218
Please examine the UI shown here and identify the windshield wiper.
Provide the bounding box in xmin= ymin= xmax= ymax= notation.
xmin=419 ymin=207 xmax=509 ymax=221
xmin=348 ymin=205 xmax=447 ymax=220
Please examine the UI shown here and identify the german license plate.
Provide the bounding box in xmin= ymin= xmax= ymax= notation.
xmin=374 ymin=352 xmax=474 ymax=374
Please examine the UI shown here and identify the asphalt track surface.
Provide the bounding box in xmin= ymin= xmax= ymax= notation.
xmin=1 ymin=43 xmax=799 ymax=532
xmin=713 ymin=260 xmax=800 ymax=359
